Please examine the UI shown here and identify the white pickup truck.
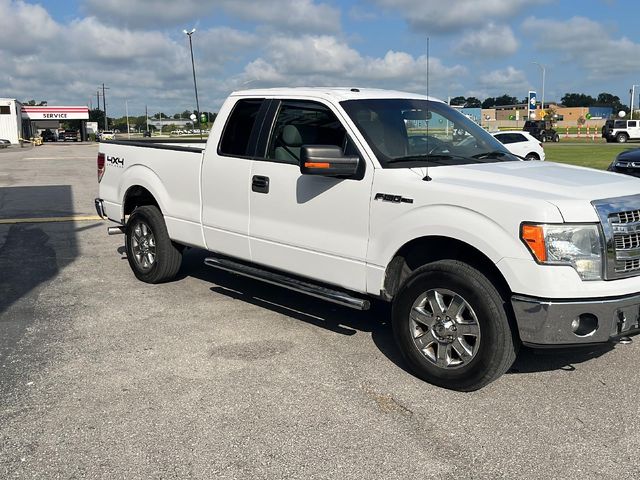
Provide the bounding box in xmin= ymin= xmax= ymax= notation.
xmin=96 ymin=87 xmax=640 ymax=391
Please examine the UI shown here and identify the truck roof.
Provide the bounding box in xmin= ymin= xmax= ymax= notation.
xmin=230 ymin=87 xmax=444 ymax=103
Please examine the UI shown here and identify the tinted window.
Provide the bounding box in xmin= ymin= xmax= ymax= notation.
xmin=512 ymin=134 xmax=527 ymax=143
xmin=0 ymin=106 xmax=10 ymax=115
xmin=219 ymin=99 xmax=264 ymax=156
xmin=628 ymin=121 xmax=637 ymax=127
xmin=614 ymin=120 xmax=627 ymax=128
xmin=266 ymin=100 xmax=350 ymax=165
xmin=494 ymin=133 xmax=515 ymax=144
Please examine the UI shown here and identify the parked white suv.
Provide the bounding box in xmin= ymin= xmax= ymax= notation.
xmin=491 ymin=131 xmax=545 ymax=160
xmin=602 ymin=119 xmax=640 ymax=143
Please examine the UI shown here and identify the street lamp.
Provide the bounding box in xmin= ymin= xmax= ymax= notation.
xmin=183 ymin=28 xmax=202 ymax=140
xmin=630 ymin=84 xmax=640 ymax=120
xmin=532 ymin=62 xmax=546 ymax=111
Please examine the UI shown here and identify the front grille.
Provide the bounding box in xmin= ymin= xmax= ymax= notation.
xmin=615 ymin=209 xmax=640 ymax=224
xmin=593 ymin=196 xmax=640 ymax=280
xmin=615 ymin=233 xmax=640 ymax=249
xmin=618 ymin=259 xmax=640 ymax=273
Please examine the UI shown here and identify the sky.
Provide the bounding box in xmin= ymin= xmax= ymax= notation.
xmin=0 ymin=0 xmax=639 ymax=117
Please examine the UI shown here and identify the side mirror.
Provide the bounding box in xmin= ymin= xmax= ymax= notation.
xmin=300 ymin=145 xmax=359 ymax=177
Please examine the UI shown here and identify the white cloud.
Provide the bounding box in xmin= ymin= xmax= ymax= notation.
xmin=0 ymin=1 xmax=257 ymax=113
xmin=237 ymin=34 xmax=467 ymax=96
xmin=522 ymin=16 xmax=640 ymax=76
xmin=370 ymin=0 xmax=551 ymax=32
xmin=478 ymin=66 xmax=529 ymax=94
xmin=81 ymin=0 xmax=340 ymax=32
xmin=0 ymin=0 xmax=60 ymax=54
xmin=81 ymin=0 xmax=215 ymax=29
xmin=454 ymin=23 xmax=518 ymax=57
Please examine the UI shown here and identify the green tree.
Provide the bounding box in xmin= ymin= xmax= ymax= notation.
xmin=89 ymin=108 xmax=105 ymax=126
xmin=464 ymin=97 xmax=481 ymax=108
xmin=481 ymin=97 xmax=496 ymax=109
xmin=561 ymin=93 xmax=595 ymax=107
xmin=494 ymin=94 xmax=518 ymax=106
xmin=449 ymin=96 xmax=466 ymax=106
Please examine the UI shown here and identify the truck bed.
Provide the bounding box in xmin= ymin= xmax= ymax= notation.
xmin=99 ymin=138 xmax=208 ymax=248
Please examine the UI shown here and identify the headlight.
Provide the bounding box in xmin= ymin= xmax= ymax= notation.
xmin=521 ymin=224 xmax=603 ymax=280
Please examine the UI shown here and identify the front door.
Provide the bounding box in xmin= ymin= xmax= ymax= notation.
xmin=248 ymin=99 xmax=373 ymax=292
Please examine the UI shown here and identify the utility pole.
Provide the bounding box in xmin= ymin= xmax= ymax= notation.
xmin=96 ymin=90 xmax=100 ymax=111
xmin=101 ymin=83 xmax=110 ymax=130
xmin=125 ymin=100 xmax=131 ymax=139
xmin=145 ymin=105 xmax=149 ymax=134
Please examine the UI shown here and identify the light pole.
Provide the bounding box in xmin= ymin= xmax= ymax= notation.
xmin=183 ymin=28 xmax=202 ymax=140
xmin=630 ymin=85 xmax=640 ymax=120
xmin=532 ymin=62 xmax=546 ymax=112
xmin=125 ymin=99 xmax=131 ymax=139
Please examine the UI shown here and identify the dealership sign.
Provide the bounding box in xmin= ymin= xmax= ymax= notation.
xmin=21 ymin=106 xmax=89 ymax=120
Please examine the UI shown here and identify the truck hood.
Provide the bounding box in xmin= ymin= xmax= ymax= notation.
xmin=430 ymin=161 xmax=640 ymax=222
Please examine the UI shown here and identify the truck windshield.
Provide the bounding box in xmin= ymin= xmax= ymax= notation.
xmin=341 ymin=98 xmax=518 ymax=168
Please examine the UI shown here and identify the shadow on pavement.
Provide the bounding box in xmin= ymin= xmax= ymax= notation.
xmin=173 ymin=247 xmax=616 ymax=380
xmin=0 ymin=185 xmax=79 ymax=397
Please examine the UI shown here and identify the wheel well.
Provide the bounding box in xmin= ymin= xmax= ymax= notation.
xmin=382 ymin=236 xmax=511 ymax=301
xmin=525 ymin=152 xmax=540 ymax=160
xmin=123 ymin=186 xmax=160 ymax=217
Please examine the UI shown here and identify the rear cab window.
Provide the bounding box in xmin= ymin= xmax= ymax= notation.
xmin=218 ymin=98 xmax=266 ymax=157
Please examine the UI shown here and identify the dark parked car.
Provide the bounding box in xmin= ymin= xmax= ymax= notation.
xmin=60 ymin=130 xmax=79 ymax=142
xmin=523 ymin=120 xmax=559 ymax=143
xmin=0 ymin=139 xmax=10 ymax=148
xmin=143 ymin=130 xmax=151 ymax=138
xmin=41 ymin=129 xmax=57 ymax=142
xmin=607 ymin=148 xmax=640 ymax=178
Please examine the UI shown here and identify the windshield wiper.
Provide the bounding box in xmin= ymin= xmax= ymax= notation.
xmin=471 ymin=150 xmax=511 ymax=160
xmin=386 ymin=153 xmax=469 ymax=165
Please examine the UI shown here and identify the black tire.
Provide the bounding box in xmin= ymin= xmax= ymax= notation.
xmin=125 ymin=205 xmax=182 ymax=283
xmin=553 ymin=133 xmax=560 ymax=142
xmin=391 ymin=260 xmax=518 ymax=391
xmin=540 ymin=133 xmax=547 ymax=143
xmin=617 ymin=133 xmax=628 ymax=143
xmin=525 ymin=153 xmax=539 ymax=160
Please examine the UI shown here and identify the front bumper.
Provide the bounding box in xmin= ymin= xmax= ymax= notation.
xmin=512 ymin=293 xmax=640 ymax=346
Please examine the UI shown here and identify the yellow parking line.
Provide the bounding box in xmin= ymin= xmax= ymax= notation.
xmin=0 ymin=215 xmax=103 ymax=225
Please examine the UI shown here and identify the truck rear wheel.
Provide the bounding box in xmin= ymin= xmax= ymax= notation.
xmin=392 ymin=260 xmax=518 ymax=391
xmin=125 ymin=205 xmax=182 ymax=283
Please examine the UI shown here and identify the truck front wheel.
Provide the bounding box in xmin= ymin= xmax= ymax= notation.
xmin=392 ymin=260 xmax=518 ymax=391
xmin=125 ymin=205 xmax=182 ymax=283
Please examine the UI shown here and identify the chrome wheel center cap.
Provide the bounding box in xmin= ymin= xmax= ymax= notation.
xmin=433 ymin=319 xmax=457 ymax=343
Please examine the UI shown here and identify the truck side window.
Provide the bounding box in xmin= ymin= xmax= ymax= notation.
xmin=265 ymin=100 xmax=350 ymax=165
xmin=219 ymin=99 xmax=264 ymax=157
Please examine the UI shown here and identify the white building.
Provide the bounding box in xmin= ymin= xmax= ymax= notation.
xmin=0 ymin=98 xmax=24 ymax=144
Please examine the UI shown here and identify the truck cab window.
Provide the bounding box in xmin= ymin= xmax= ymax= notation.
xmin=266 ymin=100 xmax=349 ymax=164
xmin=219 ymin=99 xmax=264 ymax=157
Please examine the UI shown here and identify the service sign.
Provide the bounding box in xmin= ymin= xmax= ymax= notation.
xmin=21 ymin=106 xmax=89 ymax=120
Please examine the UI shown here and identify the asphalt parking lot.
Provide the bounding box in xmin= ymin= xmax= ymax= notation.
xmin=1 ymin=143 xmax=639 ymax=479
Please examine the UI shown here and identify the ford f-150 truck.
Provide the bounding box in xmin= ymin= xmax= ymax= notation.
xmin=95 ymin=88 xmax=640 ymax=391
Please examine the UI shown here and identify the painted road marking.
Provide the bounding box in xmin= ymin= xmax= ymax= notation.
xmin=0 ymin=215 xmax=103 ymax=225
